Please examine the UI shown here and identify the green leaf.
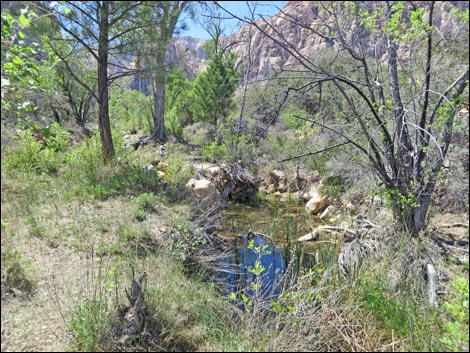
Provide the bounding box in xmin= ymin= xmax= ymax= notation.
xmin=19 ymin=13 xmax=29 ymax=27
xmin=18 ymin=31 xmax=26 ymax=39
xmin=12 ymin=55 xmax=24 ymax=66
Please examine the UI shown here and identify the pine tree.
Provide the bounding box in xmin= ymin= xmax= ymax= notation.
xmin=191 ymin=44 xmax=239 ymax=134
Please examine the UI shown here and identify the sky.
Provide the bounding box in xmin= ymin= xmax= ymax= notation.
xmin=180 ymin=1 xmax=288 ymax=40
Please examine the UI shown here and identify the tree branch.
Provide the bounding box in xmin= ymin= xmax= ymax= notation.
xmin=278 ymin=141 xmax=350 ymax=163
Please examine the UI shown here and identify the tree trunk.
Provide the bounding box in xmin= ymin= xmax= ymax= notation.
xmin=152 ymin=69 xmax=166 ymax=143
xmin=406 ymin=203 xmax=429 ymax=235
xmin=98 ymin=1 xmax=114 ymax=162
xmin=392 ymin=183 xmax=434 ymax=235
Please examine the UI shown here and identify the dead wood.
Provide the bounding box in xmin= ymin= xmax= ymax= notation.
xmin=115 ymin=272 xmax=148 ymax=344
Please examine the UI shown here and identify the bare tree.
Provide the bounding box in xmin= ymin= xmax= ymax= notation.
xmin=219 ymin=1 xmax=469 ymax=235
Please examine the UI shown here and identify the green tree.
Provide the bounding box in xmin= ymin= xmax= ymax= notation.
xmin=135 ymin=1 xmax=192 ymax=143
xmin=1 ymin=4 xmax=43 ymax=119
xmin=165 ymin=69 xmax=192 ymax=137
xmin=47 ymin=1 xmax=151 ymax=162
xmin=109 ymin=81 xmax=151 ymax=133
xmin=190 ymin=27 xmax=239 ymax=136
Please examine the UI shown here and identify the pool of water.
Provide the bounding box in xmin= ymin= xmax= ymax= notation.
xmin=219 ymin=201 xmax=313 ymax=244
xmin=216 ymin=201 xmax=337 ymax=304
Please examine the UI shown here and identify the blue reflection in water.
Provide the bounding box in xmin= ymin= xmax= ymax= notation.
xmin=218 ymin=234 xmax=286 ymax=304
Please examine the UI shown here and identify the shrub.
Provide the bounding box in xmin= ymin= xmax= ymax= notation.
xmin=2 ymin=132 xmax=60 ymax=174
xmin=163 ymin=143 xmax=194 ymax=187
xmin=440 ymin=276 xmax=469 ymax=352
xmin=131 ymin=192 xmax=156 ymax=221
xmin=64 ymin=133 xmax=103 ymax=184
xmin=69 ymin=298 xmax=110 ymax=352
xmin=202 ymin=140 xmax=228 ymax=162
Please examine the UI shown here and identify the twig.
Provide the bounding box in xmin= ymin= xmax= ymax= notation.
xmin=278 ymin=141 xmax=350 ymax=162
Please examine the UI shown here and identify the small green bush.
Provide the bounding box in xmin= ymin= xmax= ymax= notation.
xmin=25 ymin=213 xmax=44 ymax=238
xmin=69 ymin=298 xmax=110 ymax=352
xmin=359 ymin=274 xmax=420 ymax=337
xmin=132 ymin=192 xmax=156 ymax=212
xmin=202 ymin=140 xmax=228 ymax=162
xmin=164 ymin=143 xmax=194 ymax=187
xmin=2 ymin=133 xmax=60 ymax=174
xmin=131 ymin=192 xmax=156 ymax=221
xmin=64 ymin=133 xmax=103 ymax=184
xmin=104 ymin=166 xmax=162 ymax=196
xmin=440 ymin=276 xmax=469 ymax=351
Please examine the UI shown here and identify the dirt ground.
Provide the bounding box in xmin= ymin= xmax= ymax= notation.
xmin=1 ymin=205 xmax=468 ymax=352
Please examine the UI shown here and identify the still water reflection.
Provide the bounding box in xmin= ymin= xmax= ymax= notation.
xmin=216 ymin=201 xmax=332 ymax=304
xmin=217 ymin=234 xmax=285 ymax=299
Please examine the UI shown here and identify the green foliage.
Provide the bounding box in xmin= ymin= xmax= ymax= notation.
xmin=93 ymin=166 xmax=163 ymax=201
xmin=163 ymin=143 xmax=194 ymax=188
xmin=1 ymin=217 xmax=7 ymax=233
xmin=202 ymin=139 xmax=228 ymax=162
xmin=281 ymin=105 xmax=310 ymax=129
xmin=132 ymin=192 xmax=156 ymax=213
xmin=190 ymin=49 xmax=239 ymax=131
xmin=1 ymin=122 xmax=68 ymax=175
xmin=1 ymin=6 xmax=42 ymax=116
xmin=358 ymin=273 xmax=428 ymax=338
xmin=168 ymin=224 xmax=206 ymax=261
xmin=69 ymin=298 xmax=109 ymax=352
xmin=131 ymin=192 xmax=156 ymax=221
xmin=111 ymin=223 xmax=153 ymax=256
xmin=165 ymin=70 xmax=193 ymax=138
xmin=440 ymin=276 xmax=469 ymax=351
xmin=64 ymin=133 xmax=103 ymax=184
xmin=109 ymin=85 xmax=151 ymax=133
xmin=25 ymin=213 xmax=44 ymax=238
xmin=381 ymin=187 xmax=418 ymax=217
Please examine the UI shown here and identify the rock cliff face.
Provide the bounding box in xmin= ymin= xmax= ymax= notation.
xmin=131 ymin=36 xmax=207 ymax=92
xmin=225 ymin=1 xmax=468 ymax=81
xmin=166 ymin=36 xmax=207 ymax=79
xmin=144 ymin=1 xmax=467 ymax=81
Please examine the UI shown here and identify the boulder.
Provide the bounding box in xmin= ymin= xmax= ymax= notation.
xmin=193 ymin=179 xmax=221 ymax=202
xmin=207 ymin=166 xmax=221 ymax=177
xmin=302 ymin=185 xmax=319 ymax=201
xmin=305 ymin=193 xmax=331 ymax=215
xmin=186 ymin=178 xmax=198 ymax=188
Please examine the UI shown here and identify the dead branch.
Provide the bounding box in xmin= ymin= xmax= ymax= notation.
xmin=440 ymin=223 xmax=469 ymax=228
xmin=116 ymin=272 xmax=148 ymax=344
xmin=278 ymin=141 xmax=351 ymax=163
xmin=426 ymin=263 xmax=438 ymax=308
